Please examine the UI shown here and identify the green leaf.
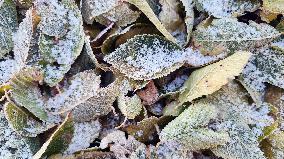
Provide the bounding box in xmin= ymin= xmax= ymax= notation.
xmin=0 ymin=27 xmax=13 ymax=58
xmin=104 ymin=34 xmax=184 ymax=80
xmin=33 ymin=113 xmax=74 ymax=159
xmin=10 ymin=68 xmax=48 ymax=121
xmin=192 ymin=18 xmax=280 ymax=55
xmin=195 ymin=0 xmax=260 ymax=18
xmin=4 ymin=102 xmax=55 ymax=137
xmin=178 ymin=51 xmax=251 ymax=105
xmin=160 ymin=103 xmax=230 ymax=150
xmin=128 ymin=0 xmax=177 ymax=43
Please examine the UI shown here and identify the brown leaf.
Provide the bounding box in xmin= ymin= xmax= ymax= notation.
xmin=136 ymin=80 xmax=159 ymax=105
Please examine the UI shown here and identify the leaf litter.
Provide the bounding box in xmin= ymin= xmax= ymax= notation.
xmin=0 ymin=0 xmax=284 ymax=158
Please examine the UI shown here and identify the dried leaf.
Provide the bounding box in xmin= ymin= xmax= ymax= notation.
xmin=192 ymin=18 xmax=280 ymax=55
xmin=128 ymin=0 xmax=177 ymax=43
xmin=178 ymin=51 xmax=251 ymax=105
xmin=136 ymin=80 xmax=159 ymax=105
xmin=263 ymin=0 xmax=284 ymax=14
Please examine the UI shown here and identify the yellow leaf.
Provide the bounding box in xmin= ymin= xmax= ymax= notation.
xmin=178 ymin=51 xmax=251 ymax=104
xmin=263 ymin=0 xmax=284 ymax=14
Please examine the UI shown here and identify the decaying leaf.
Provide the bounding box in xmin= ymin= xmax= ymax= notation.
xmin=178 ymin=51 xmax=251 ymax=105
xmin=94 ymin=2 xmax=141 ymax=27
xmin=136 ymin=80 xmax=159 ymax=105
xmin=192 ymin=18 xmax=280 ymax=55
xmin=99 ymin=130 xmax=146 ymax=159
xmin=195 ymin=0 xmax=260 ymax=18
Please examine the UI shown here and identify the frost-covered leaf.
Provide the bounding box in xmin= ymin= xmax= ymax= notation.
xmin=241 ymin=48 xmax=284 ymax=103
xmin=95 ymin=3 xmax=141 ymax=27
xmin=65 ymin=120 xmax=101 ymax=154
xmin=4 ymin=102 xmax=55 ymax=137
xmin=118 ymin=94 xmax=143 ymax=119
xmin=99 ymin=130 xmax=146 ymax=159
xmin=195 ymin=0 xmax=260 ymax=18
xmin=156 ymin=141 xmax=194 ymax=159
xmin=197 ymin=82 xmax=273 ymax=159
xmin=0 ymin=110 xmax=34 ymax=158
xmin=192 ymin=18 xmax=280 ymax=55
xmin=0 ymin=59 xmax=19 ymax=85
xmin=160 ymin=103 xmax=230 ymax=150
xmin=0 ymin=0 xmax=17 ymax=31
xmin=0 ymin=27 xmax=13 ymax=59
xmin=128 ymin=0 xmax=177 ymax=43
xmin=263 ymin=0 xmax=284 ymax=14
xmin=104 ymin=34 xmax=184 ymax=80
xmin=178 ymin=51 xmax=251 ymax=105
xmin=37 ymin=0 xmax=85 ymax=86
xmin=271 ymin=38 xmax=284 ymax=52
xmin=10 ymin=68 xmax=48 ymax=121
xmin=264 ymin=130 xmax=284 ymax=159
xmin=46 ymin=70 xmax=100 ymax=114
xmin=81 ymin=0 xmax=119 ymax=24
xmin=212 ymin=124 xmax=266 ymax=159
xmin=33 ymin=113 xmax=74 ymax=159
xmin=13 ymin=8 xmax=34 ymax=67
xmin=72 ymin=79 xmax=120 ymax=122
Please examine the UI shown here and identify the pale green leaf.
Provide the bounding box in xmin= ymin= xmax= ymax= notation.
xmin=10 ymin=68 xmax=48 ymax=121
xmin=4 ymin=102 xmax=55 ymax=137
xmin=118 ymin=94 xmax=143 ymax=119
xmin=178 ymin=51 xmax=251 ymax=105
xmin=192 ymin=18 xmax=280 ymax=55
xmin=160 ymin=103 xmax=230 ymax=150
